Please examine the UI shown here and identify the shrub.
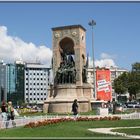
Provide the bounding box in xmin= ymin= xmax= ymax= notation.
xmin=24 ymin=116 xmax=121 ymax=128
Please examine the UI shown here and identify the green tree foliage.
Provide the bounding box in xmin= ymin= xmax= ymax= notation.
xmin=114 ymin=72 xmax=128 ymax=95
xmin=132 ymin=62 xmax=140 ymax=72
xmin=114 ymin=62 xmax=140 ymax=99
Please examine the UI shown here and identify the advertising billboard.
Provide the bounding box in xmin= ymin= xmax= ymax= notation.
xmin=96 ymin=69 xmax=112 ymax=101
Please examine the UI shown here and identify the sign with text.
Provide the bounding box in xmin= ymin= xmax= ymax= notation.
xmin=96 ymin=69 xmax=112 ymax=101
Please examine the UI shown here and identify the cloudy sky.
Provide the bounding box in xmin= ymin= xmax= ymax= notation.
xmin=0 ymin=25 xmax=52 ymax=66
xmin=0 ymin=2 xmax=140 ymax=70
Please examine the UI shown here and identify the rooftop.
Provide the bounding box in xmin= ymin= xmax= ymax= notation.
xmin=52 ymin=24 xmax=86 ymax=31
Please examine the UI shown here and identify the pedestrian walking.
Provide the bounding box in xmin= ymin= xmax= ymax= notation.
xmin=72 ymin=99 xmax=78 ymax=120
xmin=6 ymin=101 xmax=16 ymax=128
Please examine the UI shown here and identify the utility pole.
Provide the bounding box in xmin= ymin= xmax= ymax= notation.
xmin=88 ymin=19 xmax=96 ymax=99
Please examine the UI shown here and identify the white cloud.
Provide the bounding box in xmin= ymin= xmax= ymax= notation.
xmin=89 ymin=53 xmax=117 ymax=68
xmin=0 ymin=25 xmax=52 ymax=66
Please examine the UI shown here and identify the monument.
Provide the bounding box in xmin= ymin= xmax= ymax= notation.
xmin=43 ymin=25 xmax=93 ymax=113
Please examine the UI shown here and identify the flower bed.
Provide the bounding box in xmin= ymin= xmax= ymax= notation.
xmin=24 ymin=116 xmax=121 ymax=128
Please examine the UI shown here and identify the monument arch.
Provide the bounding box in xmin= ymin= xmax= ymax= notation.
xmin=44 ymin=25 xmax=93 ymax=113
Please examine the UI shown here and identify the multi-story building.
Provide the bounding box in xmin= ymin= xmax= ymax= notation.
xmin=6 ymin=64 xmax=16 ymax=101
xmin=14 ymin=60 xmax=25 ymax=106
xmin=24 ymin=63 xmax=50 ymax=105
xmin=0 ymin=60 xmax=8 ymax=103
xmin=0 ymin=59 xmax=51 ymax=106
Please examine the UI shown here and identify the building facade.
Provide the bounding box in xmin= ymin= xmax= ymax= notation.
xmin=6 ymin=64 xmax=16 ymax=102
xmin=0 ymin=61 xmax=8 ymax=103
xmin=24 ymin=63 xmax=50 ymax=105
xmin=14 ymin=61 xmax=25 ymax=106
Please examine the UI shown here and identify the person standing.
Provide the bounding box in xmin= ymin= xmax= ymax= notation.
xmin=112 ymin=99 xmax=117 ymax=114
xmin=6 ymin=101 xmax=16 ymax=128
xmin=72 ymin=99 xmax=78 ymax=119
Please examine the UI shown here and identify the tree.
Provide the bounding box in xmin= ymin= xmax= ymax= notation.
xmin=127 ymin=63 xmax=140 ymax=99
xmin=114 ymin=72 xmax=128 ymax=95
xmin=132 ymin=62 xmax=140 ymax=72
xmin=114 ymin=62 xmax=140 ymax=100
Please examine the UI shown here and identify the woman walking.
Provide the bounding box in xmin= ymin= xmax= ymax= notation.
xmin=1 ymin=101 xmax=7 ymax=128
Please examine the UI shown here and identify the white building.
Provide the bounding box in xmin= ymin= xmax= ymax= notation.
xmin=24 ymin=63 xmax=51 ymax=104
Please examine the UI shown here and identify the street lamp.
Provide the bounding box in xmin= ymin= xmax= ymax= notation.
xmin=88 ymin=19 xmax=96 ymax=99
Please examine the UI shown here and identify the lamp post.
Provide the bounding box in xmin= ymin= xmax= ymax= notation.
xmin=88 ymin=19 xmax=96 ymax=99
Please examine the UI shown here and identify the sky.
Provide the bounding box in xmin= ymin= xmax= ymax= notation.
xmin=0 ymin=2 xmax=140 ymax=70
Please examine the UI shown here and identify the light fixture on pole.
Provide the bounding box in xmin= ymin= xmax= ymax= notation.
xmin=88 ymin=19 xmax=96 ymax=99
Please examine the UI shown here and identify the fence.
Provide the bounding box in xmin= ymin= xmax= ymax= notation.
xmin=119 ymin=112 xmax=140 ymax=120
xmin=0 ymin=112 xmax=140 ymax=129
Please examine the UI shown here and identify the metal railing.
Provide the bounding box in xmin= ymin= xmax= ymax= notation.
xmin=0 ymin=112 xmax=140 ymax=129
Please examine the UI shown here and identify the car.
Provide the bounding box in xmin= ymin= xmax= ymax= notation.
xmin=126 ymin=102 xmax=140 ymax=108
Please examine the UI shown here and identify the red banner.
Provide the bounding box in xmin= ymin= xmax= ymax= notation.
xmin=96 ymin=69 xmax=112 ymax=101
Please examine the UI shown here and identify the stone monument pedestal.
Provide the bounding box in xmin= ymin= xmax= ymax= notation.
xmin=43 ymin=84 xmax=93 ymax=113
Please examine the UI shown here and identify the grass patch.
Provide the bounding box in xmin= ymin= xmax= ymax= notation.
xmin=0 ymin=119 xmax=140 ymax=138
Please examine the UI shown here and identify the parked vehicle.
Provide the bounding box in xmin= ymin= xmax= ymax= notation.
xmin=126 ymin=101 xmax=140 ymax=108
